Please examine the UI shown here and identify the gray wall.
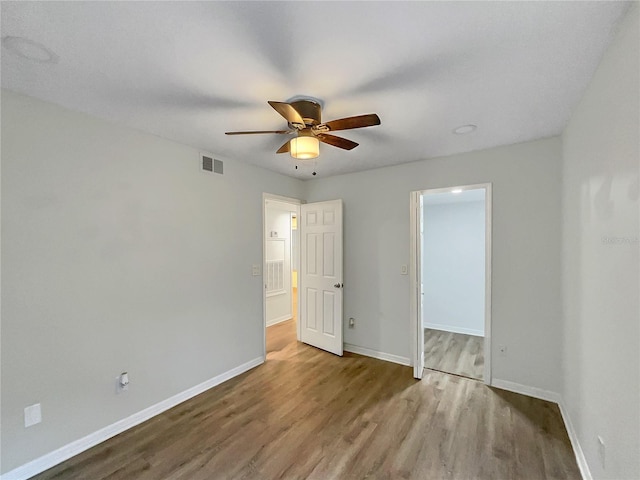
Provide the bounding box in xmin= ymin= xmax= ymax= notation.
xmin=562 ymin=5 xmax=639 ymax=479
xmin=0 ymin=90 xmax=304 ymax=473
xmin=422 ymin=200 xmax=485 ymax=335
xmin=305 ymin=136 xmax=563 ymax=393
xmin=1 ymin=89 xmax=566 ymax=476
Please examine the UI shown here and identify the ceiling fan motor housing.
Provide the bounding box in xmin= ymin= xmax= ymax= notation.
xmin=289 ymin=100 xmax=322 ymax=127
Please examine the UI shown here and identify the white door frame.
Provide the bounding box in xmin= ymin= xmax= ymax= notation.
xmin=410 ymin=183 xmax=492 ymax=384
xmin=262 ymin=193 xmax=302 ymax=361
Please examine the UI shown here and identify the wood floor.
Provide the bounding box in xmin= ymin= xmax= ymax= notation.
xmin=424 ymin=329 xmax=484 ymax=380
xmin=33 ymin=320 xmax=579 ymax=480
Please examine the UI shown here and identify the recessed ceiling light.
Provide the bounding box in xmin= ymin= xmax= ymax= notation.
xmin=453 ymin=124 xmax=477 ymax=135
xmin=2 ymin=36 xmax=59 ymax=64
xmin=451 ymin=188 xmax=463 ymax=194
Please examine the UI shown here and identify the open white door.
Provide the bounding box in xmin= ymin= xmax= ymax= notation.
xmin=410 ymin=191 xmax=425 ymax=378
xmin=300 ymin=199 xmax=343 ymax=356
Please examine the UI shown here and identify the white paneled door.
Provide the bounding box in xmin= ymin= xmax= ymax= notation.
xmin=300 ymin=200 xmax=343 ymax=356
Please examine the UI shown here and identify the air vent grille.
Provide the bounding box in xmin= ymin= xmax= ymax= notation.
xmin=201 ymin=154 xmax=223 ymax=175
xmin=202 ymin=155 xmax=213 ymax=172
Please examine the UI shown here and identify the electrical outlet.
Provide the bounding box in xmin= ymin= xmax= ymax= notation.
xmin=252 ymin=264 xmax=261 ymax=276
xmin=498 ymin=345 xmax=507 ymax=356
xmin=24 ymin=403 xmax=42 ymax=428
xmin=348 ymin=317 xmax=355 ymax=328
xmin=597 ymin=436 xmax=605 ymax=469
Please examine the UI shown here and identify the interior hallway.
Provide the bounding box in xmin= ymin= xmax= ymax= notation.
xmin=267 ymin=287 xmax=297 ymax=356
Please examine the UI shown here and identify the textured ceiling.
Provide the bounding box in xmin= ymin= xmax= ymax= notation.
xmin=1 ymin=1 xmax=630 ymax=179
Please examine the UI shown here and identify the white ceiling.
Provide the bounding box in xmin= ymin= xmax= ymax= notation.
xmin=1 ymin=1 xmax=630 ymax=179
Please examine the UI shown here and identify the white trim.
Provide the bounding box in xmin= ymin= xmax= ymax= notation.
xmin=263 ymin=193 xmax=303 ymax=205
xmin=0 ymin=357 xmax=264 ymax=480
xmin=344 ymin=343 xmax=411 ymax=366
xmin=266 ymin=314 xmax=292 ymax=327
xmin=483 ymin=184 xmax=493 ymax=385
xmin=490 ymin=378 xmax=561 ymax=404
xmin=409 ymin=191 xmax=423 ymax=378
xmin=423 ymin=323 xmax=484 ymax=337
xmin=558 ymin=400 xmax=592 ymax=480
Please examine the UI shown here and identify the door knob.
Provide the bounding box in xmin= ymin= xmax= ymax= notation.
xmin=334 ymin=283 xmax=343 ymax=288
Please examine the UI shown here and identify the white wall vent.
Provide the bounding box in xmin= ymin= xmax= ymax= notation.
xmin=201 ymin=154 xmax=223 ymax=174
xmin=266 ymin=260 xmax=285 ymax=296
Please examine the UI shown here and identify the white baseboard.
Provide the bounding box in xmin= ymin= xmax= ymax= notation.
xmin=489 ymin=380 xmax=590 ymax=480
xmin=558 ymin=400 xmax=592 ymax=480
xmin=424 ymin=322 xmax=484 ymax=337
xmin=344 ymin=343 xmax=411 ymax=366
xmin=490 ymin=378 xmax=561 ymax=404
xmin=266 ymin=314 xmax=292 ymax=327
xmin=0 ymin=356 xmax=264 ymax=480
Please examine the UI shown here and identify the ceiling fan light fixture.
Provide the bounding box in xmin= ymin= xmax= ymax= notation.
xmin=290 ymin=136 xmax=319 ymax=160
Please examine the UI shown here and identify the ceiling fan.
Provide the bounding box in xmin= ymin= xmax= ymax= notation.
xmin=225 ymin=99 xmax=381 ymax=162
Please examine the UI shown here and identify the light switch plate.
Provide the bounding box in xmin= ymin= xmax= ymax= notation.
xmin=400 ymin=265 xmax=408 ymax=275
xmin=24 ymin=403 xmax=42 ymax=428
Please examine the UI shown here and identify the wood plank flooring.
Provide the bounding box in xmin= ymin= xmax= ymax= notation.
xmin=424 ymin=328 xmax=484 ymax=380
xmin=33 ymin=321 xmax=579 ymax=480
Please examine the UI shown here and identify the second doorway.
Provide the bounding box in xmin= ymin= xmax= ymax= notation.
xmin=419 ymin=185 xmax=491 ymax=381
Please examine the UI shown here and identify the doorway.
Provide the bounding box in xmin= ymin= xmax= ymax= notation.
xmin=263 ymin=194 xmax=301 ymax=360
xmin=410 ymin=184 xmax=492 ymax=383
xmin=263 ymin=195 xmax=345 ymax=360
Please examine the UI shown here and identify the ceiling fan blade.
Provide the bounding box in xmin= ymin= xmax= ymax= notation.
xmin=225 ymin=130 xmax=294 ymax=135
xmin=276 ymin=139 xmax=291 ymax=154
xmin=319 ymin=114 xmax=381 ymax=132
xmin=268 ymin=101 xmax=305 ymax=127
xmin=315 ymin=134 xmax=359 ymax=150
